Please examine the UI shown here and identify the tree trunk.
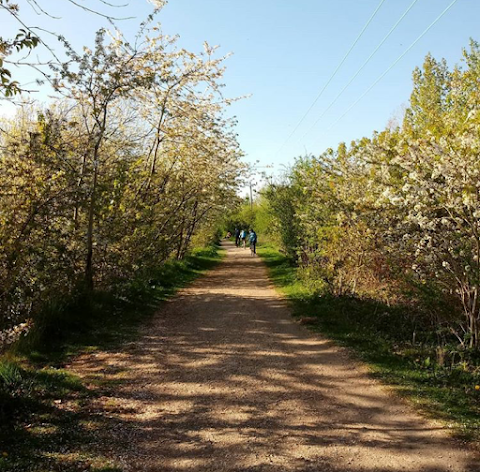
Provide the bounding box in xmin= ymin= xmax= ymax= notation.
xmin=85 ymin=139 xmax=101 ymax=291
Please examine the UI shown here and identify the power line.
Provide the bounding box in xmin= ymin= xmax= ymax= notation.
xmin=273 ymin=0 xmax=388 ymax=158
xmin=317 ymin=0 xmax=460 ymax=143
xmin=301 ymin=0 xmax=420 ymax=141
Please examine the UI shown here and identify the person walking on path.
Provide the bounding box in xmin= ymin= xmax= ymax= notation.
xmin=249 ymin=229 xmax=257 ymax=255
xmin=239 ymin=229 xmax=247 ymax=248
xmin=234 ymin=227 xmax=241 ymax=247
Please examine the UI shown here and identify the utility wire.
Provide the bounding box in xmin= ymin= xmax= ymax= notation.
xmin=317 ymin=0 xmax=460 ymax=142
xmin=301 ymin=0 xmax=420 ymax=141
xmin=273 ymin=0 xmax=388 ymax=157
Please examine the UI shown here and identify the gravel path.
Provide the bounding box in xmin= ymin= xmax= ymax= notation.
xmin=71 ymin=241 xmax=479 ymax=471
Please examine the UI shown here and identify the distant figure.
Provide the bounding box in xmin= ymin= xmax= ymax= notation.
xmin=249 ymin=229 xmax=257 ymax=255
xmin=239 ymin=229 xmax=247 ymax=248
xmin=225 ymin=231 xmax=232 ymax=239
xmin=234 ymin=227 xmax=240 ymax=247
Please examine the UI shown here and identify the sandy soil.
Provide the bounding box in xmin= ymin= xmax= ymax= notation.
xmin=70 ymin=242 xmax=480 ymax=471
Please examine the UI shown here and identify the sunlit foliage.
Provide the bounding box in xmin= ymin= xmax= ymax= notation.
xmin=0 ymin=20 xmax=243 ymax=350
xmin=266 ymin=41 xmax=480 ymax=350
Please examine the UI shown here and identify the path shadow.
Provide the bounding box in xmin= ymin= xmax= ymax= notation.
xmin=68 ymin=243 xmax=480 ymax=472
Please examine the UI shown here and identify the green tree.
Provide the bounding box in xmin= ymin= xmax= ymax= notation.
xmin=403 ymin=53 xmax=451 ymax=136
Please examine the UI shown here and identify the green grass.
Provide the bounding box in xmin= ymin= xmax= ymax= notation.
xmin=257 ymin=242 xmax=480 ymax=444
xmin=0 ymin=243 xmax=223 ymax=472
xmin=18 ymin=244 xmax=223 ymax=361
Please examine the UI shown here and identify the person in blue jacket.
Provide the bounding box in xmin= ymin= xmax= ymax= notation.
xmin=239 ymin=229 xmax=246 ymax=248
xmin=249 ymin=229 xmax=257 ymax=255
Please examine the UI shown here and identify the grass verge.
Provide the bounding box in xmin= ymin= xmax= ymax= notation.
xmin=0 ymin=244 xmax=223 ymax=472
xmin=257 ymin=242 xmax=480 ymax=445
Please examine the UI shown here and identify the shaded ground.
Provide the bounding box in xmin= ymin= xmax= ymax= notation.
xmin=68 ymin=242 xmax=480 ymax=471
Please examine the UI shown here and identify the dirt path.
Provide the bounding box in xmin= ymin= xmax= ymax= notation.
xmin=71 ymin=242 xmax=479 ymax=471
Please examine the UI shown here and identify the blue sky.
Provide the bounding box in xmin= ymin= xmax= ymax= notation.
xmin=2 ymin=0 xmax=478 ymax=176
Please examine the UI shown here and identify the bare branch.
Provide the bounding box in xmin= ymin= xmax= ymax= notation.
xmin=65 ymin=0 xmax=134 ymax=20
